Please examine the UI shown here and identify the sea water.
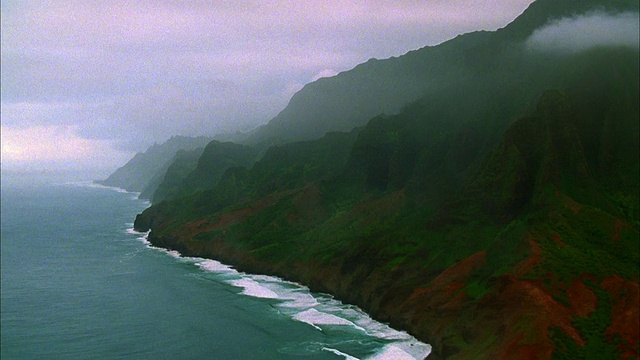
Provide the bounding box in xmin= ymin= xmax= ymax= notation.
xmin=1 ymin=174 xmax=430 ymax=359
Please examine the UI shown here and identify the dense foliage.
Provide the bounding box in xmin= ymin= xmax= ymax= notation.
xmin=103 ymin=0 xmax=640 ymax=358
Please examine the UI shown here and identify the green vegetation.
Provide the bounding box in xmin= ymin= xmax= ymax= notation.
xmin=97 ymin=135 xmax=213 ymax=194
xmin=551 ymin=280 xmax=619 ymax=360
xmin=114 ymin=0 xmax=640 ymax=358
xmin=162 ymin=140 xmax=258 ymax=201
xmin=140 ymin=147 xmax=205 ymax=201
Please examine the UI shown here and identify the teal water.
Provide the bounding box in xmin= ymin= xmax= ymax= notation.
xmin=1 ymin=175 xmax=430 ymax=359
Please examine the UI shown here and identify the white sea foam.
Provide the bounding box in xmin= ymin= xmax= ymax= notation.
xmin=235 ymin=275 xmax=320 ymax=309
xmin=223 ymin=273 xmax=322 ymax=308
xmin=126 ymin=230 xmax=430 ymax=360
xmin=290 ymin=297 xmax=411 ymax=342
xmin=338 ymin=307 xmax=411 ymax=341
xmin=68 ymin=180 xmax=136 ymax=194
xmin=293 ymin=309 xmax=367 ymax=332
xmin=126 ymin=228 xmax=146 ymax=236
xmin=126 ymin=228 xmax=151 ymax=245
xmin=250 ymin=274 xmax=282 ymax=282
xmin=322 ymin=347 xmax=360 ymax=360
xmin=135 ymin=234 xmax=181 ymax=259
xmin=366 ymin=343 xmax=431 ymax=360
xmin=229 ymin=278 xmax=280 ymax=299
xmin=221 ymin=272 xmax=429 ymax=359
xmin=278 ymin=289 xmax=320 ymax=309
xmin=70 ymin=181 xmax=150 ymax=203
xmin=164 ymin=249 xmax=182 ymax=259
xmin=196 ymin=259 xmax=238 ymax=274
xmin=367 ymin=345 xmax=413 ymax=360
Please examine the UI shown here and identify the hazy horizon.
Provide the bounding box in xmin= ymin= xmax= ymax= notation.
xmin=1 ymin=0 xmax=536 ymax=177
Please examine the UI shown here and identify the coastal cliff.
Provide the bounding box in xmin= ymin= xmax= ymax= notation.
xmin=135 ymin=69 xmax=639 ymax=357
xmin=122 ymin=1 xmax=639 ymax=357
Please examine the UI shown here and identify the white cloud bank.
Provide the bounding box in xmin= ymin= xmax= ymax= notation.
xmin=1 ymin=0 xmax=536 ymax=174
xmin=527 ymin=11 xmax=640 ymax=53
xmin=0 ymin=124 xmax=132 ymax=176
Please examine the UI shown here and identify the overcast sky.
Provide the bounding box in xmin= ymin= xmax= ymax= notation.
xmin=1 ymin=0 xmax=536 ymax=177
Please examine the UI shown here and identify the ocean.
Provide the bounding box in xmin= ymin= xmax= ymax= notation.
xmin=1 ymin=174 xmax=430 ymax=359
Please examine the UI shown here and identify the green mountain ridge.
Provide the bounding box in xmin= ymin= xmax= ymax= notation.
xmin=162 ymin=140 xmax=258 ymax=202
xmin=241 ymin=0 xmax=639 ymax=147
xmin=141 ymin=147 xmax=205 ymax=203
xmin=100 ymin=0 xmax=640 ymax=358
xmin=135 ymin=75 xmax=639 ymax=358
xmin=96 ymin=136 xmax=213 ymax=194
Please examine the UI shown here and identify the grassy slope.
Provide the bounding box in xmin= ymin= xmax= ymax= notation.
xmin=131 ymin=0 xmax=640 ymax=356
xmin=140 ymin=147 xmax=204 ymax=201
xmin=97 ymin=136 xmax=212 ymax=193
xmin=150 ymin=140 xmax=258 ymax=203
xmin=135 ymin=47 xmax=638 ymax=359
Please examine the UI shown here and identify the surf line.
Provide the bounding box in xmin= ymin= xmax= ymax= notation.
xmin=127 ymin=228 xmax=432 ymax=360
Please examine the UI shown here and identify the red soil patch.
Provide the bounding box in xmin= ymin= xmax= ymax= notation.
xmin=513 ymin=239 xmax=542 ymax=277
xmin=188 ymin=218 xmax=210 ymax=229
xmin=611 ymin=218 xmax=626 ymax=241
xmin=518 ymin=279 xmax=583 ymax=345
xmin=493 ymin=334 xmax=547 ymax=360
xmin=601 ymin=275 xmax=640 ymax=359
xmin=286 ymin=211 xmax=300 ymax=223
xmin=554 ymin=189 xmax=583 ymax=214
xmin=480 ymin=275 xmax=584 ymax=359
xmin=427 ymin=250 xmax=487 ymax=289
xmin=183 ymin=191 xmax=292 ymax=235
xmin=292 ymin=184 xmax=321 ymax=207
xmin=551 ymin=234 xmax=566 ymax=247
xmin=406 ymin=251 xmax=487 ymax=335
xmin=287 ymin=185 xmax=327 ymax=226
xmin=194 ymin=206 xmax=255 ymax=231
xmin=408 ymin=280 xmax=467 ymax=317
xmin=439 ymin=286 xmax=468 ymax=311
xmin=566 ymin=279 xmax=597 ymax=318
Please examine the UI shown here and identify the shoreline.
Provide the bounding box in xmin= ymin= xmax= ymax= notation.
xmin=129 ymin=228 xmax=432 ymax=360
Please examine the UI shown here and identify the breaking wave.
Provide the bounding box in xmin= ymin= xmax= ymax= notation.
xmin=126 ymin=229 xmax=431 ymax=360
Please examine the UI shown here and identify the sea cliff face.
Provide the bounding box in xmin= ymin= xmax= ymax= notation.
xmin=134 ymin=72 xmax=639 ymax=358
xmin=126 ymin=1 xmax=639 ymax=357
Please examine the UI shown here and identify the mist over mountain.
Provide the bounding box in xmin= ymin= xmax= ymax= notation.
xmin=158 ymin=140 xmax=258 ymax=203
xmin=526 ymin=11 xmax=639 ymax=52
xmin=138 ymin=147 xmax=205 ymax=202
xmin=102 ymin=0 xmax=639 ymax=358
xmin=96 ymin=136 xmax=213 ymax=193
xmin=239 ymin=0 xmax=638 ymax=148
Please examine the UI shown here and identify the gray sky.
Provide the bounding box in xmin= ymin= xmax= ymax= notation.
xmin=1 ymin=0 xmax=535 ymax=176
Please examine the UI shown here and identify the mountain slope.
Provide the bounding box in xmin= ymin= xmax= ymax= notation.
xmin=242 ymin=0 xmax=638 ymax=147
xmin=134 ymin=48 xmax=639 ymax=359
xmin=129 ymin=0 xmax=639 ymax=358
xmin=96 ymin=136 xmax=212 ymax=193
xmin=141 ymin=147 xmax=205 ymax=203
xmin=166 ymin=140 xmax=258 ymax=201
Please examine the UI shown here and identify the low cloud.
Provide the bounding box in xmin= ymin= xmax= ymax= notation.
xmin=526 ymin=11 xmax=640 ymax=53
xmin=312 ymin=69 xmax=339 ymax=82
xmin=0 ymin=124 xmax=132 ymax=176
xmin=1 ymin=0 xmax=536 ymax=173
